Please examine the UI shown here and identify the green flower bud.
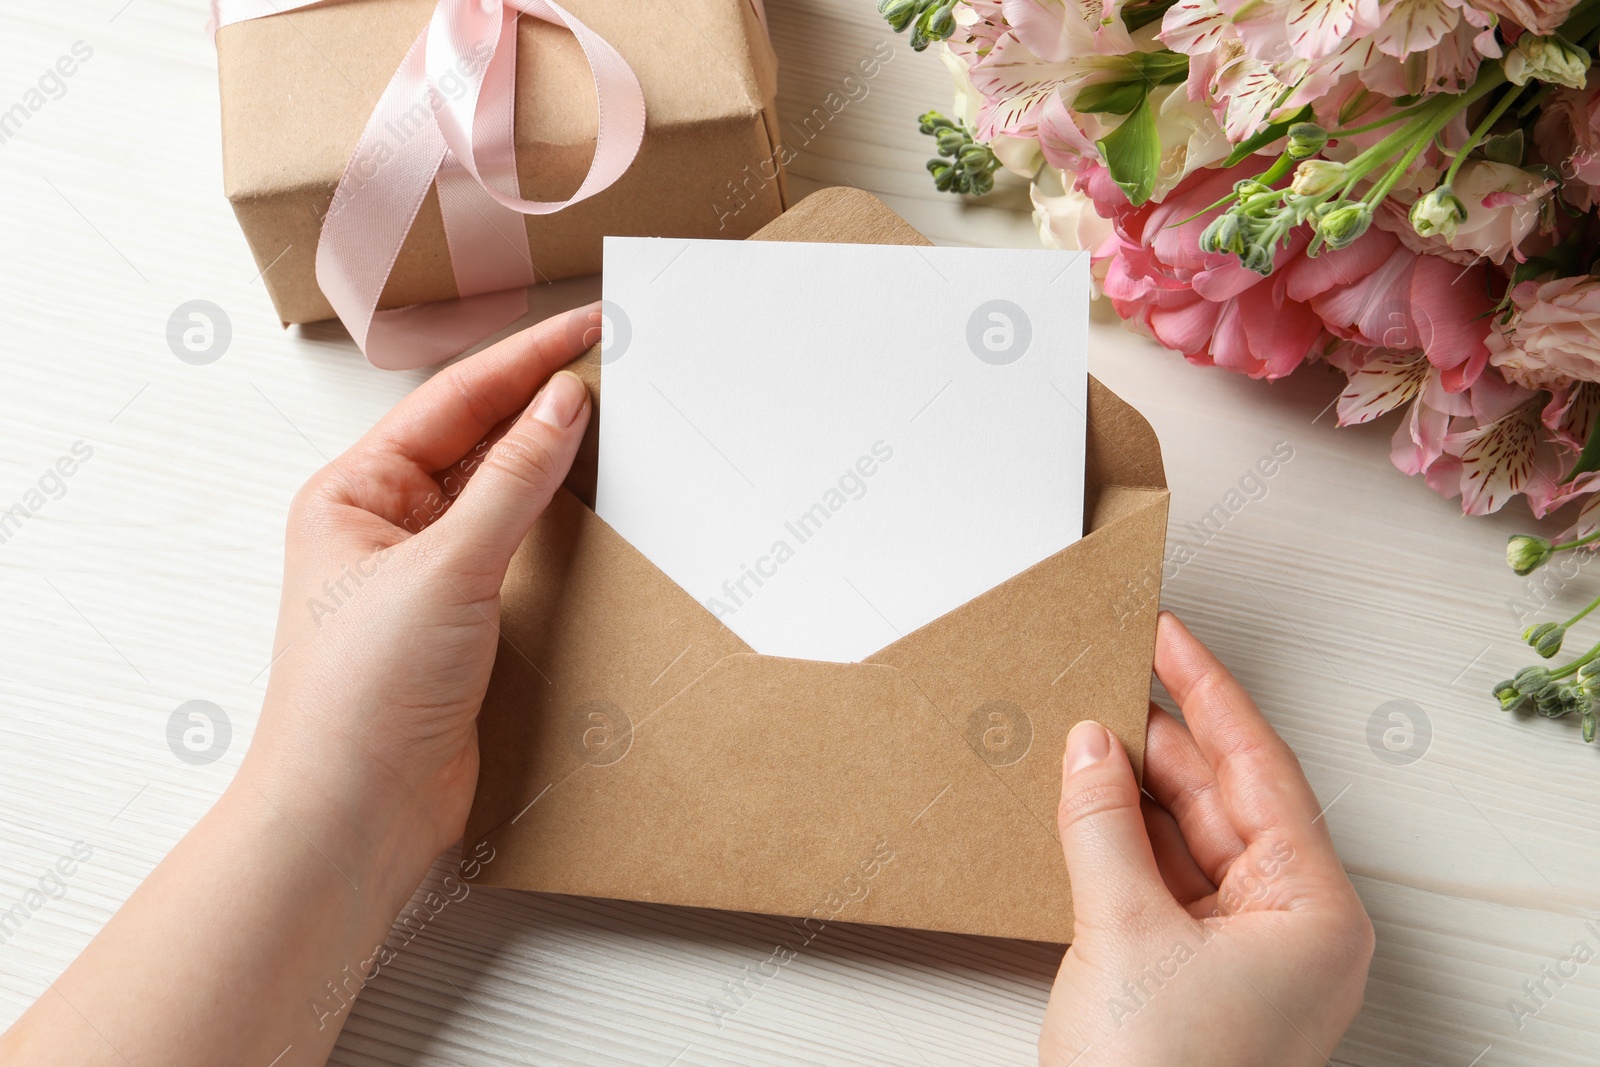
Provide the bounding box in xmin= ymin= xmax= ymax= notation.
xmin=1409 ymin=185 xmax=1468 ymax=240
xmin=958 ymin=146 xmax=991 ymax=169
xmin=921 ymin=114 xmax=999 ymax=197
xmin=881 ymin=0 xmax=920 ymax=31
xmin=1234 ymin=179 xmax=1273 ymax=198
xmin=1241 ymin=241 xmax=1275 ymax=276
xmin=1493 ymin=679 xmax=1526 ymax=710
xmin=1513 ymin=665 xmax=1553 ymax=696
xmin=1534 ymin=682 xmax=1570 ymax=717
xmin=1553 ymin=681 xmax=1587 ymax=716
xmin=1523 ymin=621 xmax=1566 ymax=659
xmin=1290 ymin=160 xmax=1348 ymax=198
xmin=1285 ymin=122 xmax=1328 ymax=159
xmin=1503 ymin=33 xmax=1590 ymax=89
xmin=1506 ymin=534 xmax=1553 ymax=576
xmin=1585 ymin=711 xmax=1597 ymax=743
xmin=1315 ymin=203 xmax=1373 ymax=250
xmin=924 ymin=1 xmax=957 ymax=39
xmin=1200 ymin=213 xmax=1244 ymax=255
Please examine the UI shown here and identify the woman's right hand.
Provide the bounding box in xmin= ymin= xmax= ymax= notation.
xmin=1039 ymin=612 xmax=1375 ymax=1066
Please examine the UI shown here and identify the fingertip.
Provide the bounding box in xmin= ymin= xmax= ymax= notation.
xmin=1155 ymin=609 xmax=1186 ymax=650
xmin=561 ymin=301 xmax=606 ymax=354
xmin=1154 ymin=612 xmax=1207 ymax=686
xmin=1055 ymin=719 xmax=1168 ymax=923
xmin=1063 ymin=720 xmax=1112 ymax=779
xmin=433 ymin=369 xmax=591 ymax=574
xmin=529 ymin=370 xmax=591 ymax=431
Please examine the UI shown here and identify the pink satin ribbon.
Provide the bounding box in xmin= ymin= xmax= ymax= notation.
xmin=212 ymin=0 xmax=650 ymax=370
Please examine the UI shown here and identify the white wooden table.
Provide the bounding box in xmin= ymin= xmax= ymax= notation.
xmin=2 ymin=2 xmax=1597 ymax=1065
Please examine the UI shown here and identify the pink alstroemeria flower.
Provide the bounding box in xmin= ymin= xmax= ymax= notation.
xmin=1475 ymin=0 xmax=1582 ymax=35
xmin=1330 ymin=342 xmax=1552 ymax=513
xmin=1443 ymin=399 xmax=1563 ymax=515
xmin=1002 ymin=0 xmax=1135 ymax=60
xmin=1542 ymin=382 xmax=1600 ymax=453
xmin=1557 ymin=489 xmax=1600 ymax=543
xmin=1330 ymin=345 xmax=1471 ymax=481
xmin=1521 ymin=386 xmax=1600 ymax=518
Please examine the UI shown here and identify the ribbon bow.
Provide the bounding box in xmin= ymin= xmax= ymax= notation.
xmin=212 ymin=0 xmax=649 ymax=369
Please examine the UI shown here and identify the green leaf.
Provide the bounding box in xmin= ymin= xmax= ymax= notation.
xmin=1096 ymin=94 xmax=1160 ymax=206
xmin=1139 ymin=50 xmax=1190 ymax=86
xmin=1122 ymin=0 xmax=1178 ymax=31
xmin=1075 ymin=80 xmax=1150 ymax=115
xmin=1222 ymin=105 xmax=1312 ymax=168
xmin=1481 ymin=129 xmax=1525 ymax=166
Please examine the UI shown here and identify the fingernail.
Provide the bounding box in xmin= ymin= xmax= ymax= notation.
xmin=1065 ymin=721 xmax=1110 ymax=776
xmin=529 ymin=371 xmax=587 ymax=429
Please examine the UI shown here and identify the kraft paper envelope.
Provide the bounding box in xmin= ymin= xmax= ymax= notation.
xmin=465 ymin=188 xmax=1170 ymax=945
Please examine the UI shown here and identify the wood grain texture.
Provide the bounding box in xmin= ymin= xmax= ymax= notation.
xmin=0 ymin=2 xmax=1596 ymax=1065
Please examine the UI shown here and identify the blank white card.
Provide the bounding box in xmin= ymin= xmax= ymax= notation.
xmin=597 ymin=237 xmax=1089 ymax=663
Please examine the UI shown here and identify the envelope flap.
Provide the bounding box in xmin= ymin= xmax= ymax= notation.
xmin=471 ymin=489 xmax=752 ymax=839
xmin=863 ymin=484 xmax=1167 ymax=817
xmin=1085 ymin=379 xmax=1166 ymax=490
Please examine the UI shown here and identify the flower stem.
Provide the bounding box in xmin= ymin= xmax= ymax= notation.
xmin=1553 ymin=529 xmax=1600 ymax=552
xmin=1358 ymin=68 xmax=1507 ymax=206
xmin=1330 ymin=92 xmax=1461 ymax=198
xmin=1442 ymin=83 xmax=1525 ymax=188
xmin=1326 ymin=103 xmax=1435 ymax=138
xmin=1337 ymin=112 xmax=1443 ymax=184
xmin=1551 ymin=641 xmax=1600 ymax=678
xmin=1563 ymin=594 xmax=1600 ymax=629
xmin=1257 ymin=153 xmax=1294 ymax=186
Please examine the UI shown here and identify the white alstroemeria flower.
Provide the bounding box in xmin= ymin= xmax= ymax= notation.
xmin=941 ymin=44 xmax=1044 ymax=177
xmin=1030 ymin=166 xmax=1115 ymax=253
xmin=1149 ymin=84 xmax=1231 ymax=200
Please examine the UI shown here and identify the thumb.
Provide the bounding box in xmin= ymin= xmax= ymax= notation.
xmin=1057 ymin=720 xmax=1171 ymax=930
xmin=437 ymin=369 xmax=591 ymax=572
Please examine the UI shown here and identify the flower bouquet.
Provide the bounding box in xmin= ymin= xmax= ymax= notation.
xmin=879 ymin=0 xmax=1600 ymax=741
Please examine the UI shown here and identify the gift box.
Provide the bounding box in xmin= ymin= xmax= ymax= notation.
xmin=216 ymin=0 xmax=784 ymax=348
